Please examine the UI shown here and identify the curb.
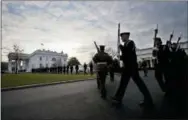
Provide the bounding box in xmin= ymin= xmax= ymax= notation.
xmin=1 ymin=78 xmax=96 ymax=92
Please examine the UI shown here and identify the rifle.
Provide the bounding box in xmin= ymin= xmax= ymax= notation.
xmin=169 ymin=30 xmax=174 ymax=42
xmin=94 ymin=41 xmax=100 ymax=53
xmin=117 ymin=23 xmax=120 ymax=61
xmin=176 ymin=33 xmax=182 ymax=51
xmin=153 ymin=24 xmax=158 ymax=47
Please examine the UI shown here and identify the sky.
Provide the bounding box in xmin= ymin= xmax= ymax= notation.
xmin=2 ymin=1 xmax=188 ymax=64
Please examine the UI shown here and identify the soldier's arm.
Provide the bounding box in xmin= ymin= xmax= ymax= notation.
xmin=92 ymin=54 xmax=98 ymax=63
xmin=127 ymin=41 xmax=136 ymax=53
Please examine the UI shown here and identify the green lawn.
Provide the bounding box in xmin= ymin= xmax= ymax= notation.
xmin=1 ymin=73 xmax=96 ymax=88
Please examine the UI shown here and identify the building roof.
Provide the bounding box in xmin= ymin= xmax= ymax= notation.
xmin=8 ymin=52 xmax=30 ymax=60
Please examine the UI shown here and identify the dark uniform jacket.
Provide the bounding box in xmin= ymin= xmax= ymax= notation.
xmin=93 ymin=52 xmax=113 ymax=72
xmin=120 ymin=40 xmax=137 ymax=68
xmin=152 ymin=45 xmax=170 ymax=67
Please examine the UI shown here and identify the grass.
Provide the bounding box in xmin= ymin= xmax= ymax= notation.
xmin=1 ymin=73 xmax=96 ymax=88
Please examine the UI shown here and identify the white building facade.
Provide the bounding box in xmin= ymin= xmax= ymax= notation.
xmin=8 ymin=49 xmax=68 ymax=73
xmin=136 ymin=41 xmax=188 ymax=68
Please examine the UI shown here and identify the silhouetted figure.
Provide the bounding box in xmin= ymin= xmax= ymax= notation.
xmin=66 ymin=65 xmax=69 ymax=74
xmin=152 ymin=38 xmax=170 ymax=93
xmin=141 ymin=60 xmax=148 ymax=77
xmin=167 ymin=43 xmax=187 ymax=117
xmin=89 ymin=62 xmax=93 ymax=75
xmin=75 ymin=65 xmax=79 ymax=74
xmin=84 ymin=63 xmax=87 ymax=75
xmin=111 ymin=32 xmax=153 ymax=108
xmin=63 ymin=65 xmax=66 ymax=74
xmin=93 ymin=45 xmax=113 ymax=99
xmin=109 ymin=61 xmax=115 ymax=82
xmin=70 ymin=65 xmax=73 ymax=74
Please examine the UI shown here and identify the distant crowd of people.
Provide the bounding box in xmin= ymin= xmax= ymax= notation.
xmin=61 ymin=63 xmax=94 ymax=75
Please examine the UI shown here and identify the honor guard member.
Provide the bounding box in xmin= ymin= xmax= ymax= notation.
xmin=66 ymin=65 xmax=69 ymax=74
xmin=84 ymin=63 xmax=87 ymax=75
xmin=168 ymin=43 xmax=187 ymax=117
xmin=70 ymin=65 xmax=73 ymax=74
xmin=75 ymin=65 xmax=79 ymax=74
xmin=112 ymin=32 xmax=153 ymax=107
xmin=63 ymin=65 xmax=66 ymax=74
xmin=93 ymin=45 xmax=113 ymax=99
xmin=89 ymin=62 xmax=94 ymax=75
xmin=141 ymin=60 xmax=148 ymax=77
xmin=152 ymin=37 xmax=170 ymax=93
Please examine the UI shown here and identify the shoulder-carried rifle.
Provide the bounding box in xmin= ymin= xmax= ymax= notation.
xmin=176 ymin=33 xmax=182 ymax=51
xmin=153 ymin=24 xmax=158 ymax=47
xmin=94 ymin=41 xmax=100 ymax=53
xmin=169 ymin=30 xmax=174 ymax=42
xmin=117 ymin=23 xmax=120 ymax=61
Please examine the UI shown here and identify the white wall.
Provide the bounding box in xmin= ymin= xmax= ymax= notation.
xmin=26 ymin=52 xmax=68 ymax=72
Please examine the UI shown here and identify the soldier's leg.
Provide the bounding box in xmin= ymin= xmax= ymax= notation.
xmin=96 ymin=72 xmax=100 ymax=89
xmin=143 ymin=68 xmax=147 ymax=77
xmin=131 ymin=69 xmax=153 ymax=105
xmin=113 ymin=70 xmax=131 ymax=101
xmin=99 ymin=72 xmax=107 ymax=98
xmin=155 ymin=65 xmax=166 ymax=92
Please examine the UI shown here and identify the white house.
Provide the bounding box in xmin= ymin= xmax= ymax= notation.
xmin=136 ymin=41 xmax=188 ymax=68
xmin=8 ymin=49 xmax=68 ymax=73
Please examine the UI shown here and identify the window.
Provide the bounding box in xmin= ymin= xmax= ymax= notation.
xmin=46 ymin=57 xmax=48 ymax=61
xmin=52 ymin=58 xmax=56 ymax=61
xmin=40 ymin=64 xmax=43 ymax=68
xmin=40 ymin=57 xmax=42 ymax=61
xmin=46 ymin=64 xmax=48 ymax=67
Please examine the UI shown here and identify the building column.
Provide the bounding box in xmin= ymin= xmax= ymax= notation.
xmin=8 ymin=59 xmax=12 ymax=73
xmin=150 ymin=57 xmax=153 ymax=68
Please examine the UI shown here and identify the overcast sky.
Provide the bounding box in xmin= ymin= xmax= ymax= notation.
xmin=2 ymin=1 xmax=188 ymax=64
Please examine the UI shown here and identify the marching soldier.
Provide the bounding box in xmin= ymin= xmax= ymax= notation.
xmin=75 ymin=65 xmax=79 ymax=74
xmin=89 ymin=62 xmax=94 ymax=75
xmin=63 ymin=65 xmax=66 ymax=74
xmin=111 ymin=32 xmax=153 ymax=108
xmin=141 ymin=60 xmax=148 ymax=77
xmin=66 ymin=65 xmax=69 ymax=74
xmin=152 ymin=37 xmax=170 ymax=93
xmin=168 ymin=42 xmax=187 ymax=117
xmin=93 ymin=45 xmax=113 ymax=99
xmin=83 ymin=63 xmax=87 ymax=75
xmin=70 ymin=65 xmax=73 ymax=74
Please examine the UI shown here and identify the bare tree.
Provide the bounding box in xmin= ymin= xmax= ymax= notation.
xmin=105 ymin=47 xmax=117 ymax=59
xmin=13 ymin=44 xmax=24 ymax=74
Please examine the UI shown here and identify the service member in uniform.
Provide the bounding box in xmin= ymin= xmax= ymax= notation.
xmin=89 ymin=62 xmax=94 ymax=75
xmin=66 ymin=65 xmax=69 ymax=74
xmin=93 ymin=45 xmax=113 ymax=99
xmin=141 ymin=60 xmax=148 ymax=77
xmin=111 ymin=32 xmax=153 ymax=107
xmin=83 ymin=63 xmax=87 ymax=75
xmin=75 ymin=65 xmax=79 ymax=74
xmin=70 ymin=65 xmax=73 ymax=74
xmin=168 ymin=42 xmax=187 ymax=117
xmin=152 ymin=37 xmax=170 ymax=93
xmin=63 ymin=65 xmax=66 ymax=74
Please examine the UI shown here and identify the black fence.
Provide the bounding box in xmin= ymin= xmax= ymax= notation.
xmin=32 ymin=67 xmax=64 ymax=74
xmin=31 ymin=66 xmax=155 ymax=74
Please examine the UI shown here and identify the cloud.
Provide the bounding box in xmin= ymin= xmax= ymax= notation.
xmin=2 ymin=1 xmax=187 ymax=64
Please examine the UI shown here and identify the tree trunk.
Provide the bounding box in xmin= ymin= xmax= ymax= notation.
xmin=15 ymin=60 xmax=18 ymax=74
